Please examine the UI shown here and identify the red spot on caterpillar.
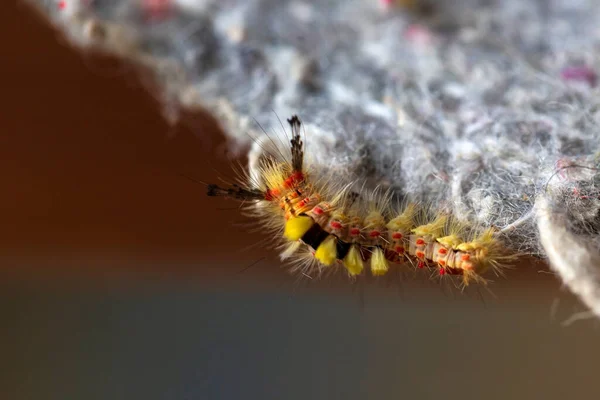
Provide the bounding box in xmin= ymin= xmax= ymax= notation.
xmin=298 ymin=197 xmax=311 ymax=208
xmin=350 ymin=228 xmax=360 ymax=236
xmin=330 ymin=221 xmax=342 ymax=229
xmin=369 ymin=231 xmax=381 ymax=238
xmin=416 ymin=238 xmax=426 ymax=246
xmin=394 ymin=246 xmax=404 ymax=254
xmin=417 ymin=261 xmax=425 ymax=269
xmin=460 ymin=254 xmax=470 ymax=262
xmin=292 ymin=171 xmax=304 ymax=181
xmin=313 ymin=207 xmax=323 ymax=215
xmin=415 ymin=250 xmax=425 ymax=259
xmin=438 ymin=247 xmax=448 ymax=255
xmin=392 ymin=232 xmax=403 ymax=240
xmin=57 ymin=0 xmax=66 ymax=9
xmin=438 ymin=259 xmax=446 ymax=267
xmin=284 ymin=171 xmax=305 ymax=188
xmin=265 ymin=188 xmax=282 ymax=201
xmin=439 ymin=267 xmax=446 ymax=276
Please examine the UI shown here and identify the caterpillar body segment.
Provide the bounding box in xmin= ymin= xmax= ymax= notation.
xmin=207 ymin=115 xmax=510 ymax=286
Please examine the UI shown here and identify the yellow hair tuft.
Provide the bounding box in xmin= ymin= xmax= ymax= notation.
xmin=412 ymin=215 xmax=447 ymax=236
xmin=364 ymin=211 xmax=386 ymax=229
xmin=370 ymin=247 xmax=389 ymax=276
xmin=437 ymin=234 xmax=463 ymax=249
xmin=386 ymin=203 xmax=417 ymax=231
xmin=343 ymin=245 xmax=364 ymax=276
xmin=283 ymin=215 xmax=314 ymax=241
xmin=456 ymin=228 xmax=497 ymax=252
xmin=315 ymin=235 xmax=337 ymax=266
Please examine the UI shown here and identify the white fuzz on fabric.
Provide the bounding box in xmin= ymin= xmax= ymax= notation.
xmin=27 ymin=0 xmax=600 ymax=313
xmin=537 ymin=196 xmax=600 ymax=318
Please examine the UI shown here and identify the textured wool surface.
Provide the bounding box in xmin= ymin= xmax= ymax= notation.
xmin=28 ymin=0 xmax=600 ymax=313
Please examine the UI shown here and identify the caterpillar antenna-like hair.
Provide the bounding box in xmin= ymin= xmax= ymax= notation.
xmin=206 ymin=183 xmax=265 ymax=201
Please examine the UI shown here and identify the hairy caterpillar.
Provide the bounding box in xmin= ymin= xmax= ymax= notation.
xmin=207 ymin=115 xmax=512 ymax=287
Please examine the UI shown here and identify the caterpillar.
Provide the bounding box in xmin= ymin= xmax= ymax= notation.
xmin=207 ymin=115 xmax=512 ymax=287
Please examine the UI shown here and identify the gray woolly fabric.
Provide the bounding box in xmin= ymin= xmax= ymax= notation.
xmin=29 ymin=0 xmax=600 ymax=314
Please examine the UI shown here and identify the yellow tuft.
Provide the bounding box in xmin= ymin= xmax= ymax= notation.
xmin=412 ymin=215 xmax=447 ymax=237
xmin=370 ymin=247 xmax=389 ymax=276
xmin=456 ymin=228 xmax=496 ymax=252
xmin=257 ymin=161 xmax=288 ymax=194
xmin=461 ymin=269 xmax=488 ymax=287
xmin=315 ymin=235 xmax=337 ymax=266
xmin=437 ymin=234 xmax=463 ymax=249
xmin=343 ymin=245 xmax=364 ymax=276
xmin=284 ymin=215 xmax=314 ymax=241
xmin=386 ymin=203 xmax=417 ymax=231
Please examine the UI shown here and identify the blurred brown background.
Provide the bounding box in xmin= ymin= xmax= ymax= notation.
xmin=2 ymin=2 xmax=600 ymax=400
xmin=3 ymin=2 xmax=274 ymax=283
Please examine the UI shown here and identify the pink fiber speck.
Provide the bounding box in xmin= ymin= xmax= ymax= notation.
xmin=561 ymin=66 xmax=597 ymax=87
xmin=404 ymin=24 xmax=433 ymax=46
xmin=142 ymin=0 xmax=172 ymax=21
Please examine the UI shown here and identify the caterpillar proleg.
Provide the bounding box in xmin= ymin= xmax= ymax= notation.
xmin=207 ymin=115 xmax=512 ymax=287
